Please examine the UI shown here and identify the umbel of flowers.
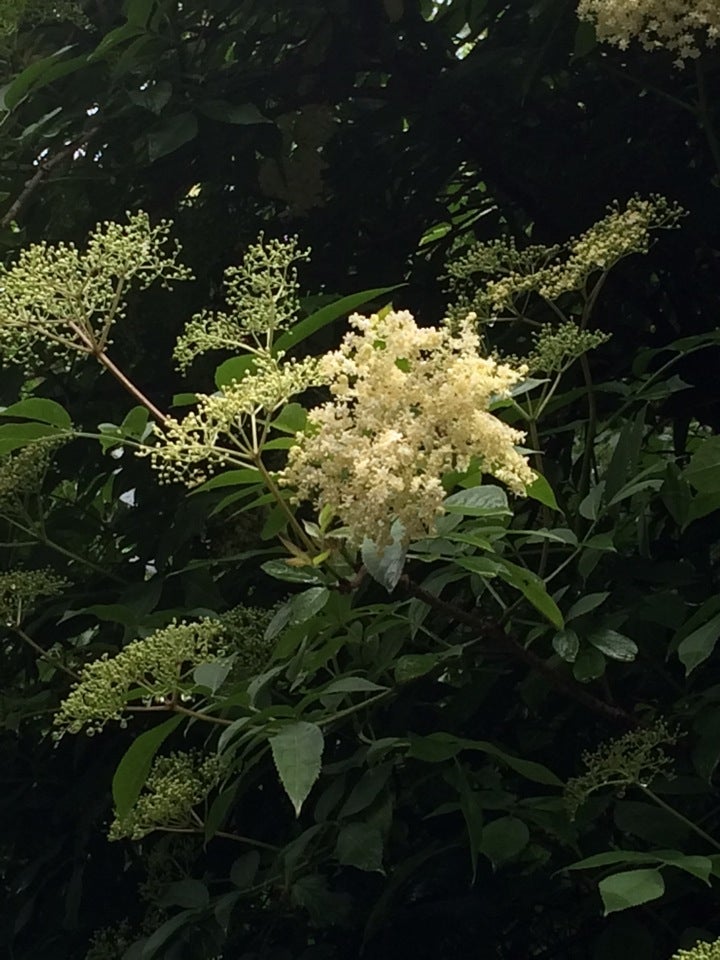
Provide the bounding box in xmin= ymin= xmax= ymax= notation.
xmin=281 ymin=309 xmax=534 ymax=546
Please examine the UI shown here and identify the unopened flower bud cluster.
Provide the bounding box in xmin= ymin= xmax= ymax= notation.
xmin=0 ymin=439 xmax=59 ymax=514
xmin=0 ymin=568 xmax=69 ymax=626
xmin=577 ymin=0 xmax=720 ymax=66
xmin=54 ymin=618 xmax=227 ymax=735
xmin=670 ymin=940 xmax=720 ymax=960
xmin=565 ymin=720 xmax=677 ymax=816
xmin=447 ymin=197 xmax=682 ymax=320
xmin=173 ymin=234 xmax=309 ymax=371
xmin=0 ymin=212 xmax=191 ymax=370
xmin=109 ymin=750 xmax=222 ymax=841
xmin=220 ymin=604 xmax=276 ymax=676
xmin=528 ymin=322 xmax=611 ymax=374
xmin=145 ymin=352 xmax=321 ymax=486
xmin=282 ymin=309 xmax=534 ymax=546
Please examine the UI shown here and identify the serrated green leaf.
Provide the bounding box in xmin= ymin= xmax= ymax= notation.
xmin=270 ymin=721 xmax=324 ymax=816
xmin=230 ymin=851 xmax=260 ymax=889
xmin=677 ymin=612 xmax=720 ymax=675
xmin=443 ymin=484 xmax=509 ymax=516
xmin=191 ymin=468 xmax=261 ymax=493
xmin=598 ymin=868 xmax=665 ymax=915
xmin=526 ymin=473 xmax=559 ymax=510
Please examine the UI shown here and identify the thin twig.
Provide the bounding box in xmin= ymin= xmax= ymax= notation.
xmin=12 ymin=625 xmax=81 ymax=681
xmin=1 ymin=126 xmax=99 ymax=229
xmin=157 ymin=825 xmax=280 ymax=851
xmin=94 ymin=350 xmax=168 ymax=424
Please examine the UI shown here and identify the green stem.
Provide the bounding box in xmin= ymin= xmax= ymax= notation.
xmin=12 ymin=625 xmax=81 ymax=681
xmin=641 ymin=786 xmax=720 ymax=852
xmin=577 ymin=351 xmax=597 ymax=504
xmin=128 ymin=702 xmax=234 ymax=726
xmin=0 ymin=512 xmax=127 ymax=583
xmin=253 ymin=455 xmax=316 ymax=554
xmin=173 ymin=703 xmax=234 ymax=726
xmin=316 ymin=690 xmax=390 ymax=728
xmin=157 ymin=825 xmax=279 ymax=851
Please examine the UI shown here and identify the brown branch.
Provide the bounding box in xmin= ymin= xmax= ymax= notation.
xmin=1 ymin=127 xmax=99 ymax=229
xmin=94 ymin=349 xmax=168 ymax=425
xmin=399 ymin=575 xmax=638 ymax=728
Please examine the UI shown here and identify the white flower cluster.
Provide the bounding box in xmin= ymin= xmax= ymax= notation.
xmin=577 ymin=0 xmax=720 ymax=65
xmin=282 ymin=310 xmax=534 ymax=546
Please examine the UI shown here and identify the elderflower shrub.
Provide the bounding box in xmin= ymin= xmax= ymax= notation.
xmin=577 ymin=0 xmax=720 ymax=66
xmin=108 ymin=750 xmax=223 ymax=841
xmin=144 ymin=352 xmax=321 ymax=486
xmin=671 ymin=940 xmax=720 ymax=960
xmin=565 ymin=721 xmax=678 ymax=816
xmin=0 ymin=568 xmax=69 ymax=625
xmin=54 ymin=619 xmax=227 ymax=735
xmin=447 ymin=196 xmax=683 ymax=320
xmin=0 ymin=212 xmax=192 ymax=370
xmin=173 ymin=234 xmax=309 ymax=371
xmin=281 ymin=309 xmax=534 ymax=546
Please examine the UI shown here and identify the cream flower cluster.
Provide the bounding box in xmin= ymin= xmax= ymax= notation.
xmin=577 ymin=0 xmax=720 ymax=65
xmin=109 ymin=750 xmax=222 ymax=841
xmin=54 ymin=619 xmax=227 ymax=735
xmin=282 ymin=310 xmax=534 ymax=546
xmin=146 ymin=351 xmax=320 ymax=486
